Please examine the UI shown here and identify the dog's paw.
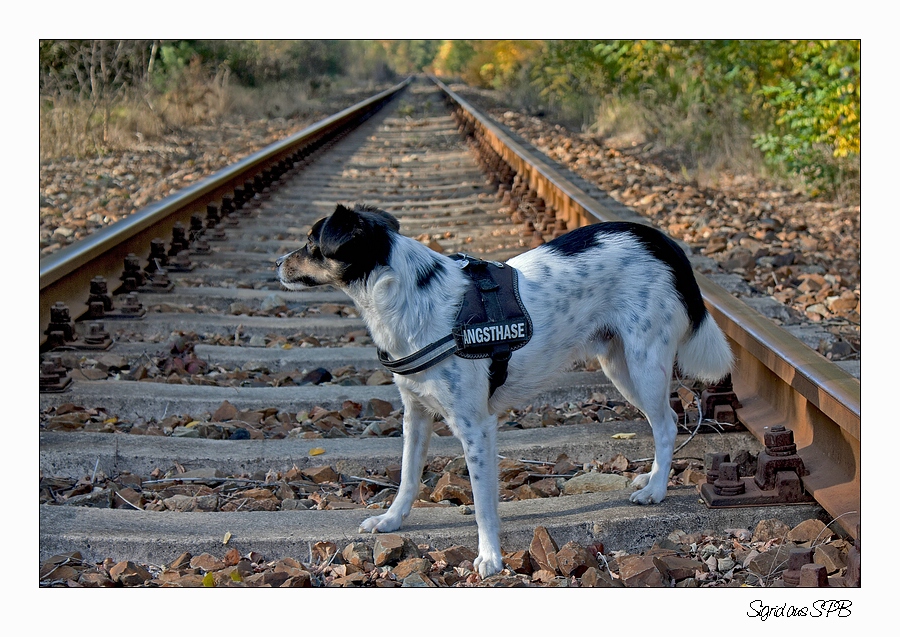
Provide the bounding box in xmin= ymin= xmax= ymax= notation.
xmin=629 ymin=481 xmax=667 ymax=505
xmin=358 ymin=512 xmax=403 ymax=534
xmin=474 ymin=551 xmax=505 ymax=578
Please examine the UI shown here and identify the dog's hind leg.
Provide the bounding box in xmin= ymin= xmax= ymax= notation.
xmin=597 ymin=337 xmax=678 ymax=505
xmin=359 ymin=390 xmax=432 ymax=534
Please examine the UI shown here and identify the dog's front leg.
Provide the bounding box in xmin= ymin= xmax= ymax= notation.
xmin=359 ymin=390 xmax=432 ymax=534
xmin=451 ymin=413 xmax=504 ymax=578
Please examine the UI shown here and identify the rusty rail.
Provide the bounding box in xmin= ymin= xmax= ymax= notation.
xmin=431 ymin=75 xmax=861 ymax=538
xmin=39 ymin=78 xmax=411 ymax=347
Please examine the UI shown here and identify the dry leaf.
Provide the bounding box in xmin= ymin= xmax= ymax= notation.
xmin=611 ymin=433 xmax=636 ymax=440
xmin=309 ymin=447 xmax=326 ymax=456
xmin=223 ymin=531 xmax=232 ymax=545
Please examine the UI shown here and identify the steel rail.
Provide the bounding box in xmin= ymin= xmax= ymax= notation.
xmin=431 ymin=75 xmax=861 ymax=538
xmin=39 ymin=78 xmax=411 ymax=346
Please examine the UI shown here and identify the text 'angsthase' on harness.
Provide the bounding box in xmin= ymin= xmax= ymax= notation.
xmin=377 ymin=254 xmax=533 ymax=396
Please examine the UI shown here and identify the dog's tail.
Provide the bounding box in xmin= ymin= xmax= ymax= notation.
xmin=676 ymin=312 xmax=733 ymax=383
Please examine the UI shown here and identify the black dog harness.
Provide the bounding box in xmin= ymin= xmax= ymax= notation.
xmin=377 ymin=254 xmax=533 ymax=396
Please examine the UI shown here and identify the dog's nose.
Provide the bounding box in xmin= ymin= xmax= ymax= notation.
xmin=275 ymin=255 xmax=285 ymax=268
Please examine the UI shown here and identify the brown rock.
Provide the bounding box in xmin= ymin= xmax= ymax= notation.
xmin=401 ymin=572 xmax=437 ymax=587
xmin=562 ymin=472 xmax=630 ymax=494
xmin=342 ymin=543 xmax=374 ymax=567
xmin=617 ymin=555 xmax=666 ymax=587
xmin=752 ymin=518 xmax=791 ymax=543
xmin=556 ymin=541 xmax=599 ymax=577
xmin=581 ymin=566 xmax=623 ymax=587
xmin=787 ymin=518 xmax=833 ymax=544
xmin=366 ymin=370 xmax=394 ymax=385
xmin=392 ymin=557 xmax=432 ymax=580
xmin=529 ymin=526 xmax=560 ymax=574
xmin=109 ymin=560 xmax=153 ymax=586
xmin=429 ymin=545 xmax=477 ymax=567
xmin=364 ymin=398 xmax=394 ymax=418
xmin=212 ymin=400 xmax=238 ymax=421
xmin=190 ymin=553 xmax=226 ymax=572
xmin=814 ymin=543 xmax=847 ymax=574
xmin=529 ymin=477 xmax=560 ymax=497
xmin=79 ymin=571 xmax=116 ymax=587
xmin=502 ymin=549 xmax=533 ymax=575
xmin=302 ymin=465 xmax=340 ymax=484
xmin=431 ymin=473 xmax=474 ymax=505
xmin=223 ymin=548 xmax=242 ymax=566
xmin=513 ymin=484 xmax=542 ymax=499
xmin=653 ymin=555 xmax=708 ymax=581
xmin=373 ymin=534 xmax=407 ymax=566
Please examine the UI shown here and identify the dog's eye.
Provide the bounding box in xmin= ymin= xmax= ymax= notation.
xmin=307 ymin=238 xmax=320 ymax=257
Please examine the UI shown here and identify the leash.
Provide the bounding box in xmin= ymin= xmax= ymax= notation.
xmin=377 ymin=254 xmax=532 ymax=397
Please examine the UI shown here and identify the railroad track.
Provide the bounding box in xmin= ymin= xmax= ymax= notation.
xmin=39 ymin=76 xmax=861 ymax=587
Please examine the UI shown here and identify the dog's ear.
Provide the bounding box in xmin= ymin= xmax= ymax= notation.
xmin=372 ymin=210 xmax=400 ymax=232
xmin=319 ymin=205 xmax=364 ymax=258
xmin=350 ymin=203 xmax=400 ymax=232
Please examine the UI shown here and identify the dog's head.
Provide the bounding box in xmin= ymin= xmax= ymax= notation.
xmin=276 ymin=203 xmax=400 ymax=289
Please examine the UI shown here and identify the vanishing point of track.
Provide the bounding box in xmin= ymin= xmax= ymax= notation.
xmin=39 ymin=77 xmax=861 ymax=572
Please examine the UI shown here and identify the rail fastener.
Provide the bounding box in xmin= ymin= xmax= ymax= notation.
xmin=700 ymin=425 xmax=816 ymax=508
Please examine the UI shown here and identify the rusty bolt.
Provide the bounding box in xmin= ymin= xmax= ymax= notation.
xmin=783 ymin=547 xmax=813 ymax=586
xmin=713 ymin=462 xmax=745 ymax=496
xmin=87 ymin=277 xmax=113 ymax=316
xmin=83 ymin=322 xmax=110 ymax=345
xmin=45 ymin=302 xmax=76 ymax=346
xmin=705 ymin=452 xmax=730 ymax=484
xmin=764 ymin=425 xmax=798 ymax=456
xmin=168 ymin=223 xmax=190 ymax=256
xmin=799 ymin=563 xmax=829 ymax=588
xmin=205 ymin=203 xmax=220 ymax=228
xmin=145 ymin=239 xmax=168 ymax=273
xmin=220 ymin=195 xmax=234 ymax=215
xmin=118 ymin=293 xmax=144 ymax=315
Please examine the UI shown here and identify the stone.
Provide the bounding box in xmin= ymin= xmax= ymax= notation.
xmin=431 ymin=473 xmax=474 ymax=505
xmin=752 ymin=518 xmax=791 ymax=543
xmin=617 ymin=555 xmax=666 ymax=587
xmin=529 ymin=526 xmax=560 ymax=574
xmin=392 ymin=557 xmax=432 ymax=580
xmin=581 ymin=566 xmax=622 ymax=587
xmin=787 ymin=519 xmax=832 ymax=544
xmin=429 ymin=545 xmax=477 ymax=567
xmin=814 ymin=543 xmax=847 ymax=574
xmin=401 ymin=572 xmax=437 ymax=587
xmin=260 ymin=293 xmax=287 ymax=312
xmin=109 ymin=560 xmax=152 ymax=586
xmin=373 ymin=534 xmax=407 ymax=566
xmin=366 ymin=370 xmax=394 ymax=385
xmin=342 ymin=543 xmax=374 ymax=567
xmin=364 ymin=398 xmax=394 ymax=418
xmin=300 ymin=368 xmax=332 ymax=385
xmin=302 ymin=465 xmax=340 ymax=484
xmin=556 ymin=541 xmax=599 ymax=577
xmin=747 ymin=544 xmax=793 ymax=580
xmin=190 ymin=553 xmax=226 ymax=572
xmin=501 ymin=549 xmax=533 ymax=575
xmin=562 ymin=472 xmax=630 ymax=494
xmin=211 ymin=400 xmax=238 ymax=422
xmin=529 ymin=477 xmax=560 ymax=497
xmin=653 ymin=555 xmax=707 ymax=581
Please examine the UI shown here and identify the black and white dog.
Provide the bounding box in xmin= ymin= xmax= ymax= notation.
xmin=277 ymin=203 xmax=732 ymax=577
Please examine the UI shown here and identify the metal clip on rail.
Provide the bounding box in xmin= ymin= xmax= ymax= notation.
xmin=700 ymin=425 xmax=815 ymax=508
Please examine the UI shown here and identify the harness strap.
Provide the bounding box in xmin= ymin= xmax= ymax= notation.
xmin=464 ymin=262 xmax=512 ymax=396
xmin=377 ymin=334 xmax=457 ymax=375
